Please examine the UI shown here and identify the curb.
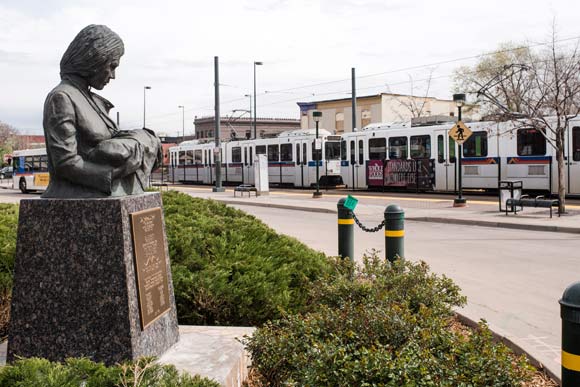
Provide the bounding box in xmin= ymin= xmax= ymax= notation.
xmin=455 ymin=312 xmax=561 ymax=385
xmin=214 ymin=198 xmax=580 ymax=235
xmin=407 ymin=216 xmax=580 ymax=235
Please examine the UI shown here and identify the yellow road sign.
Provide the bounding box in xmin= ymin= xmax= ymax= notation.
xmin=449 ymin=121 xmax=472 ymax=144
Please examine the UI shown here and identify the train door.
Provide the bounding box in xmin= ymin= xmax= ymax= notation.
xmin=243 ymin=144 xmax=255 ymax=185
xmin=569 ymin=126 xmax=580 ymax=194
xmin=344 ymin=135 xmax=366 ymax=189
xmin=299 ymin=140 xmax=310 ymax=187
xmin=434 ymin=129 xmax=456 ymax=192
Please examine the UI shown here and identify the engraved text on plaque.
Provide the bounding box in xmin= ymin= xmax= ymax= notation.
xmin=130 ymin=207 xmax=171 ymax=329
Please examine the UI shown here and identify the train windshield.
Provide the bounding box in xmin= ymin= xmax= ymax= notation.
xmin=325 ymin=141 xmax=341 ymax=160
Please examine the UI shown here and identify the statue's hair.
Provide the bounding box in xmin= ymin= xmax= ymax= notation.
xmin=60 ymin=24 xmax=124 ymax=79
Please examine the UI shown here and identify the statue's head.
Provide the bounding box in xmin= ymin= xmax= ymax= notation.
xmin=60 ymin=24 xmax=124 ymax=90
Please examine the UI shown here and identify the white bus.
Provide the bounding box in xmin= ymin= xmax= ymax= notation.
xmin=12 ymin=148 xmax=49 ymax=193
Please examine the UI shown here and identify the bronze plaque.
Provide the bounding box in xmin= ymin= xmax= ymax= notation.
xmin=130 ymin=207 xmax=171 ymax=330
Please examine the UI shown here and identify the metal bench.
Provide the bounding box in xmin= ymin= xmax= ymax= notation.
xmin=234 ymin=184 xmax=257 ymax=198
xmin=505 ymin=195 xmax=560 ymax=218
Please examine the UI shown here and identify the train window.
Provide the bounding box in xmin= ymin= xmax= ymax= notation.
xmin=517 ymin=128 xmax=546 ymax=156
xmin=256 ymin=145 xmax=266 ymax=155
xmin=389 ymin=137 xmax=408 ymax=159
xmin=179 ymin=151 xmax=186 ymax=165
xmin=186 ymin=150 xmax=194 ymax=165
xmin=312 ymin=141 xmax=321 ymax=161
xmin=302 ymin=143 xmax=307 ymax=165
xmin=281 ymin=144 xmax=292 ymax=161
xmin=268 ymin=145 xmax=279 ymax=162
xmin=243 ymin=148 xmax=248 ymax=165
xmin=249 ymin=147 xmax=253 ymax=165
xmin=437 ymin=135 xmax=444 ymax=163
xmin=194 ymin=150 xmax=202 ymax=164
xmin=350 ymin=141 xmax=355 ymax=163
xmin=369 ymin=138 xmax=386 ymax=160
xmin=358 ymin=140 xmax=364 ymax=165
xmin=232 ymin=147 xmax=242 ymax=163
xmin=410 ymin=135 xmax=431 ymax=159
xmin=296 ymin=144 xmax=300 ymax=164
xmin=325 ymin=142 xmax=340 ymax=160
xmin=463 ymin=131 xmax=488 ymax=157
xmin=449 ymin=137 xmax=456 ymax=163
xmin=574 ymin=127 xmax=580 ymax=161
xmin=341 ymin=140 xmax=347 ymax=161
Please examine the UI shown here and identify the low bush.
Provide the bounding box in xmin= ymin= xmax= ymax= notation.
xmin=0 ymin=203 xmax=17 ymax=338
xmin=0 ymin=357 xmax=219 ymax=387
xmin=245 ymin=253 xmax=533 ymax=387
xmin=162 ymin=190 xmax=332 ymax=326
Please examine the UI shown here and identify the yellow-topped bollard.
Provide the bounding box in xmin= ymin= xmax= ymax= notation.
xmin=384 ymin=204 xmax=404 ymax=262
xmin=337 ymin=198 xmax=354 ymax=261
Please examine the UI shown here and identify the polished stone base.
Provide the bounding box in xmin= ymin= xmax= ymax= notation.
xmin=7 ymin=192 xmax=179 ymax=364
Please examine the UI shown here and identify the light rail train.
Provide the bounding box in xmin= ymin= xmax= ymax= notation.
xmin=168 ymin=118 xmax=580 ymax=195
xmin=168 ymin=129 xmax=344 ymax=188
xmin=340 ymin=118 xmax=580 ymax=195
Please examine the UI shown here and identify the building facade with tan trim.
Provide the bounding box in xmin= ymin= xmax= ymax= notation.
xmin=298 ymin=93 xmax=480 ymax=134
xmin=194 ymin=116 xmax=301 ymax=141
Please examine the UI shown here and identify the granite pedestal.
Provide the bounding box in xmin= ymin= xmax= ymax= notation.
xmin=7 ymin=192 xmax=179 ymax=364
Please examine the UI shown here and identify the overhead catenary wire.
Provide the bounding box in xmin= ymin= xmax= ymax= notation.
xmin=122 ymin=34 xmax=580 ymax=128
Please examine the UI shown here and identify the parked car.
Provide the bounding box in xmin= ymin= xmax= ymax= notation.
xmin=0 ymin=166 xmax=13 ymax=179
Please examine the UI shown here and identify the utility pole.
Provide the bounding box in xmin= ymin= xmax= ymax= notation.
xmin=351 ymin=68 xmax=357 ymax=132
xmin=213 ymin=56 xmax=224 ymax=192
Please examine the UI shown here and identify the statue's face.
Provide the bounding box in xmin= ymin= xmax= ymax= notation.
xmin=88 ymin=55 xmax=121 ymax=90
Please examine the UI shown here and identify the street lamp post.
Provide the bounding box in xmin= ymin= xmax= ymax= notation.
xmin=253 ymin=61 xmax=263 ymax=139
xmin=453 ymin=93 xmax=467 ymax=207
xmin=313 ymin=111 xmax=323 ymax=198
xmin=143 ymin=86 xmax=151 ymax=128
xmin=178 ymin=105 xmax=185 ymax=142
xmin=244 ymin=94 xmax=252 ymax=139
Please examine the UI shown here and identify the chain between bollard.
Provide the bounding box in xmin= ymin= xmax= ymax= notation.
xmin=351 ymin=211 xmax=385 ymax=233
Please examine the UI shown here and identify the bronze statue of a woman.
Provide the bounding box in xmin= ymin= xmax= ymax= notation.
xmin=42 ymin=24 xmax=162 ymax=198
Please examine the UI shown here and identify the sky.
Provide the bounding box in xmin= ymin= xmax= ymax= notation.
xmin=1 ymin=0 xmax=579 ymax=136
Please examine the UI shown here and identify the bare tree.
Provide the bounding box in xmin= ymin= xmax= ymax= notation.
xmin=386 ymin=68 xmax=436 ymax=121
xmin=0 ymin=121 xmax=18 ymax=164
xmin=455 ymin=32 xmax=580 ymax=213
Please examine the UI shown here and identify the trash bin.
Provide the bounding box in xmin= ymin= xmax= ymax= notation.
xmin=499 ymin=180 xmax=522 ymax=212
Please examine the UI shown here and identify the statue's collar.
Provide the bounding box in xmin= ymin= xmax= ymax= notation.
xmin=62 ymin=75 xmax=115 ymax=111
xmin=62 ymin=74 xmax=118 ymax=134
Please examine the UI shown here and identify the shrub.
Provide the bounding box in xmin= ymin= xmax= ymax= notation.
xmin=245 ymin=254 xmax=533 ymax=387
xmin=162 ymin=190 xmax=332 ymax=326
xmin=0 ymin=203 xmax=17 ymax=337
xmin=0 ymin=357 xmax=220 ymax=387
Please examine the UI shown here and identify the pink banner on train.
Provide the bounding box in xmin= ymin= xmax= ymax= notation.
xmin=367 ymin=160 xmax=384 ymax=186
xmin=367 ymin=159 xmax=435 ymax=189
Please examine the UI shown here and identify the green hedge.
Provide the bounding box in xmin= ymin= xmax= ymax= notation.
xmin=244 ymin=254 xmax=533 ymax=386
xmin=0 ymin=192 xmax=331 ymax=329
xmin=0 ymin=357 xmax=219 ymax=387
xmin=162 ymin=190 xmax=332 ymax=326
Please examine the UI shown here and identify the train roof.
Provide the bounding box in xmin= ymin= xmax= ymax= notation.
xmin=278 ymin=128 xmax=332 ymax=137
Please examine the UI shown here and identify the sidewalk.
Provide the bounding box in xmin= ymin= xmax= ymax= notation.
xmin=172 ymin=186 xmax=580 ymax=384
xmin=173 ymin=185 xmax=580 ymax=235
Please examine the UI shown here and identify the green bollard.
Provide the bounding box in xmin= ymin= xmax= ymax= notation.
xmin=337 ymin=198 xmax=354 ymax=260
xmin=560 ymin=282 xmax=580 ymax=386
xmin=384 ymin=204 xmax=404 ymax=262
